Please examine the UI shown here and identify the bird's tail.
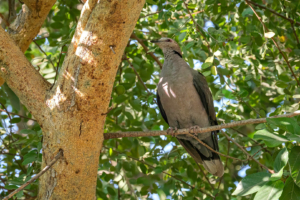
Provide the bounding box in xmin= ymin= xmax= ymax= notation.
xmin=178 ymin=138 xmax=224 ymax=177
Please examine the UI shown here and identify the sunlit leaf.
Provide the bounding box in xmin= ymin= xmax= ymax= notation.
xmin=289 ymin=146 xmax=300 ymax=187
xmin=232 ymin=172 xmax=271 ymax=196
xmin=254 ymin=180 xmax=284 ymax=200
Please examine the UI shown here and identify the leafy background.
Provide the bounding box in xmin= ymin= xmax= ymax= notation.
xmin=0 ymin=0 xmax=300 ymax=199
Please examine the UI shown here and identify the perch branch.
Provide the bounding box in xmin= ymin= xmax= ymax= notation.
xmin=3 ymin=150 xmax=63 ymax=200
xmin=104 ymin=111 xmax=300 ymax=139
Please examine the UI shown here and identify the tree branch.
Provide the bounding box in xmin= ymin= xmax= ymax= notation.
xmin=123 ymin=56 xmax=157 ymax=104
xmin=131 ymin=33 xmax=163 ymax=69
xmin=0 ymin=109 xmax=36 ymax=121
xmin=0 ymin=27 xmax=51 ymax=120
xmin=183 ymin=1 xmax=212 ymax=54
xmin=3 ymin=149 xmax=63 ymax=200
xmin=104 ymin=111 xmax=300 ymax=139
xmin=247 ymin=0 xmax=300 ymax=26
xmin=221 ymin=131 xmax=274 ymax=173
xmin=124 ymin=56 xmax=151 ymax=94
xmin=9 ymin=0 xmax=57 ymax=52
xmin=245 ymin=1 xmax=300 ymax=87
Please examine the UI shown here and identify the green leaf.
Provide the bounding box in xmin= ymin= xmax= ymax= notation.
xmin=279 ymin=177 xmax=300 ymax=200
xmin=240 ymin=36 xmax=251 ymax=44
xmin=22 ymin=151 xmax=38 ymax=165
xmin=20 ymin=129 xmax=36 ymax=134
xmin=202 ymin=62 xmax=212 ymax=69
xmin=254 ymin=180 xmax=284 ymax=200
xmin=107 ymin=186 xmax=116 ymax=196
xmin=253 ymin=129 xmax=289 ymax=147
xmin=232 ymin=172 xmax=271 ymax=196
xmin=3 ymin=83 xmax=20 ymax=111
xmin=205 ymin=56 xmax=214 ymax=63
xmin=274 ymin=147 xmax=289 ymax=173
xmin=267 ymin=117 xmax=300 ymax=135
xmin=273 ymin=95 xmax=285 ymax=103
xmin=270 ymin=168 xmax=284 ymax=181
xmin=139 ymin=163 xmax=148 ymax=174
xmin=289 ymin=146 xmax=300 ymax=187
xmin=178 ymin=32 xmax=187 ymax=42
xmin=4 ymin=185 xmax=18 ymax=189
xmin=146 ymin=0 xmax=156 ymax=4
xmin=286 ymin=133 xmax=300 ymax=142
xmin=10 ymin=118 xmax=21 ymax=123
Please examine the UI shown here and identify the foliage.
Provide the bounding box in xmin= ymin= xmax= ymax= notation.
xmin=0 ymin=0 xmax=300 ymax=199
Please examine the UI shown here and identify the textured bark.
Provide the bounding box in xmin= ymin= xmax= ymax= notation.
xmin=0 ymin=0 xmax=145 ymax=199
xmin=9 ymin=0 xmax=57 ymax=52
xmin=0 ymin=28 xmax=50 ymax=118
xmin=0 ymin=0 xmax=57 ymax=86
xmin=38 ymin=0 xmax=145 ymax=199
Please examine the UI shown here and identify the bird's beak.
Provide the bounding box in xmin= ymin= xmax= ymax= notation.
xmin=150 ymin=39 xmax=161 ymax=43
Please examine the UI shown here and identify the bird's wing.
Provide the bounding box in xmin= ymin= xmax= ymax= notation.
xmin=192 ymin=71 xmax=219 ymax=150
xmin=192 ymin=71 xmax=218 ymax=126
xmin=157 ymin=92 xmax=169 ymax=125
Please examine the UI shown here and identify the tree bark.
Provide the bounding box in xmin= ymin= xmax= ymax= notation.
xmin=0 ymin=0 xmax=145 ymax=199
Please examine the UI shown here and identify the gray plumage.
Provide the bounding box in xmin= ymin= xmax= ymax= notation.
xmin=152 ymin=38 xmax=224 ymax=177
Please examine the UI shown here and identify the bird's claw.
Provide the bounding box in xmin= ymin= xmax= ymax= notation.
xmin=189 ymin=126 xmax=201 ymax=135
xmin=167 ymin=127 xmax=178 ymax=137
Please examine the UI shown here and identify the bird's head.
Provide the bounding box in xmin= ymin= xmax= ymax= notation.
xmin=150 ymin=38 xmax=182 ymax=57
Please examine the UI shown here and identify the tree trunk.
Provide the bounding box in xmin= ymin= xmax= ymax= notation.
xmin=0 ymin=0 xmax=145 ymax=199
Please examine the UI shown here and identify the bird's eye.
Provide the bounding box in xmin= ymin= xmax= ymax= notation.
xmin=167 ymin=39 xmax=172 ymax=42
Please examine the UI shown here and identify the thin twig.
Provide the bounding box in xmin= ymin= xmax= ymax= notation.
xmin=124 ymin=56 xmax=157 ymax=104
xmin=215 ymin=140 xmax=230 ymax=199
xmin=103 ymin=147 xmax=213 ymax=198
xmin=104 ymin=111 xmax=300 ymax=139
xmin=196 ymin=163 xmax=215 ymax=190
xmin=230 ymin=127 xmax=272 ymax=155
xmin=280 ymin=4 xmax=300 ymax=46
xmin=247 ymin=0 xmax=300 ymax=26
xmin=0 ymin=102 xmax=13 ymax=141
xmin=224 ymin=79 xmax=261 ymax=117
xmin=0 ymin=109 xmax=36 ymax=121
xmin=131 ymin=33 xmax=163 ymax=69
xmin=3 ymin=150 xmax=63 ymax=200
xmin=186 ymin=132 xmax=245 ymax=162
xmin=33 ymin=36 xmax=49 ymax=41
xmin=33 ymin=41 xmax=56 ymax=70
xmin=250 ymin=148 xmax=264 ymax=158
xmin=221 ymin=131 xmax=274 ymax=174
xmin=140 ymin=10 xmax=163 ymax=18
xmin=291 ymin=23 xmax=300 ymax=45
xmin=245 ymin=1 xmax=300 ymax=87
xmin=183 ymin=1 xmax=212 ymax=54
xmin=0 ymin=13 xmax=10 ymax=27
xmin=124 ymin=57 xmax=150 ymax=94
xmin=53 ymin=44 xmax=67 ymax=87
xmin=0 ymin=103 xmax=12 ymax=122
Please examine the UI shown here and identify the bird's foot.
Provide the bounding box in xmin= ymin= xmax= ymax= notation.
xmin=189 ymin=125 xmax=201 ymax=135
xmin=167 ymin=127 xmax=178 ymax=137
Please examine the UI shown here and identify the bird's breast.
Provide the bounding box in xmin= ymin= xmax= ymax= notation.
xmin=157 ymin=73 xmax=209 ymax=129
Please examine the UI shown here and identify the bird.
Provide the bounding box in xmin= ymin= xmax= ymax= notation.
xmin=151 ymin=37 xmax=224 ymax=177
